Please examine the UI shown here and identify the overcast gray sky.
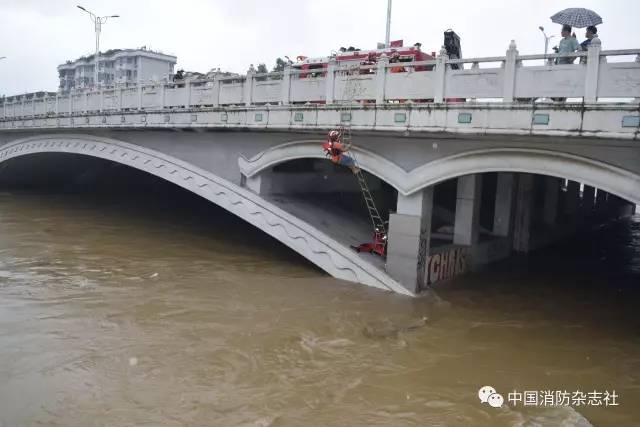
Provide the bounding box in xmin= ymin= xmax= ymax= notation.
xmin=1 ymin=0 xmax=638 ymax=95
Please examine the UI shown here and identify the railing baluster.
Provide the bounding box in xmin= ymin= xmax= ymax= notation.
xmin=434 ymin=47 xmax=448 ymax=103
xmin=584 ymin=38 xmax=602 ymax=103
xmin=503 ymin=40 xmax=518 ymax=103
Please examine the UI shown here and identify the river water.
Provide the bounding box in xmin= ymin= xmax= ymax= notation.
xmin=0 ymin=183 xmax=638 ymax=426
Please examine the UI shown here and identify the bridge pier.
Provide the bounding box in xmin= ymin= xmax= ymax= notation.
xmin=493 ymin=172 xmax=515 ymax=237
xmin=564 ymin=180 xmax=580 ymax=218
xmin=513 ymin=173 xmax=534 ymax=253
xmin=542 ymin=176 xmax=561 ymax=227
xmin=386 ymin=188 xmax=434 ymax=293
xmin=453 ymin=174 xmax=483 ymax=246
xmin=595 ymin=189 xmax=608 ymax=215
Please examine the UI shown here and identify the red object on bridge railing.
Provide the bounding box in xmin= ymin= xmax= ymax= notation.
xmin=292 ymin=40 xmax=435 ymax=79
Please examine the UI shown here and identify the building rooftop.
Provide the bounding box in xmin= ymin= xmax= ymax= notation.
xmin=58 ymin=47 xmax=176 ymax=70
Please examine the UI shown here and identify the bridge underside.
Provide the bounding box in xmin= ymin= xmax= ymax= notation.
xmin=0 ymin=129 xmax=637 ymax=295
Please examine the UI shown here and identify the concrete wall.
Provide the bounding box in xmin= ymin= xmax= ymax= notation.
xmin=3 ymin=102 xmax=639 ymax=143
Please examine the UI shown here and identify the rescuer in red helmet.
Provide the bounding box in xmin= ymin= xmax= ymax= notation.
xmin=322 ymin=130 xmax=360 ymax=174
xmin=389 ymin=50 xmax=405 ymax=73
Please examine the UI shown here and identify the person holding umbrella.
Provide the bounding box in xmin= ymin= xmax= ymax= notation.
xmin=550 ymin=7 xmax=603 ymax=64
xmin=555 ymin=24 xmax=580 ymax=64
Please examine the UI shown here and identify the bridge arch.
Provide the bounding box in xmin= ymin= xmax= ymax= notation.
xmin=240 ymin=142 xmax=640 ymax=206
xmin=0 ymin=134 xmax=412 ymax=296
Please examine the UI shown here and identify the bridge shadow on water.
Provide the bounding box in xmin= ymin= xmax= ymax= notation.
xmin=441 ymin=214 xmax=640 ymax=340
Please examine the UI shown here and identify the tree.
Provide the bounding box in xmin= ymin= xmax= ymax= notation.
xmin=272 ymin=57 xmax=287 ymax=73
xmin=255 ymin=63 xmax=268 ymax=81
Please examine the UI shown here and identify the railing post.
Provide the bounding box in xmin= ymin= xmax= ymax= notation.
xmin=376 ymin=54 xmax=389 ymax=104
xmin=99 ymin=89 xmax=104 ymax=112
xmin=584 ymin=37 xmax=602 ymax=103
xmin=281 ymin=64 xmax=291 ymax=105
xmin=185 ymin=80 xmax=191 ymax=108
xmin=160 ymin=83 xmax=166 ymax=109
xmin=84 ymin=91 xmax=89 ymax=112
xmin=244 ymin=65 xmax=255 ymax=106
xmin=69 ymin=90 xmax=73 ymax=116
xmin=2 ymin=97 xmax=5 ymax=119
xmin=212 ymin=76 xmax=220 ymax=107
xmin=32 ymin=95 xmax=36 ymax=117
xmin=55 ymin=94 xmax=59 ymax=115
xmin=325 ymin=58 xmax=337 ymax=105
xmin=20 ymin=95 xmax=25 ymax=117
xmin=434 ymin=47 xmax=448 ymax=103
xmin=138 ymin=82 xmax=143 ymax=110
xmin=502 ymin=40 xmax=518 ymax=103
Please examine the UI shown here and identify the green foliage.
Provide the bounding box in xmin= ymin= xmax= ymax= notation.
xmin=272 ymin=58 xmax=287 ymax=72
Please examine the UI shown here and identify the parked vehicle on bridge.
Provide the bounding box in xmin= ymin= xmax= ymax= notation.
xmin=291 ymin=31 xmax=463 ymax=103
xmin=292 ymin=40 xmax=436 ymax=78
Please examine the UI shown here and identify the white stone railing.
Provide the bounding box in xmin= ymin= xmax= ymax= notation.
xmin=2 ymin=42 xmax=639 ymax=121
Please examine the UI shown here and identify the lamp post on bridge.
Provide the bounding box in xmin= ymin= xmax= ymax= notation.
xmin=77 ymin=5 xmax=119 ymax=89
xmin=538 ymin=26 xmax=555 ymax=57
xmin=385 ymin=0 xmax=392 ymax=48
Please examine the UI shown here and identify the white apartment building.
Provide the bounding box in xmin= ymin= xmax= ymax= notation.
xmin=58 ymin=48 xmax=177 ymax=91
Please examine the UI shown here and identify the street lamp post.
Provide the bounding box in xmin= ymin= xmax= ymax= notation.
xmin=385 ymin=0 xmax=392 ymax=48
xmin=77 ymin=5 xmax=119 ymax=89
xmin=538 ymin=26 xmax=555 ymax=56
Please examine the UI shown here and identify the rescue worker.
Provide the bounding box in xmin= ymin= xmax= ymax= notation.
xmin=322 ymin=130 xmax=360 ymax=174
xmin=389 ymin=51 xmax=405 ymax=73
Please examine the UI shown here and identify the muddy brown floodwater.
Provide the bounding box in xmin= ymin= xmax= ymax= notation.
xmin=0 ymin=190 xmax=638 ymax=427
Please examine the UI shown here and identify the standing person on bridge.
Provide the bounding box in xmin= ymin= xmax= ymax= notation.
xmin=580 ymin=26 xmax=600 ymax=51
xmin=579 ymin=26 xmax=600 ymax=64
xmin=555 ymin=25 xmax=580 ymax=64
xmin=322 ymin=130 xmax=360 ymax=174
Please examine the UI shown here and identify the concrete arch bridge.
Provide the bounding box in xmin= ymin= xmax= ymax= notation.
xmin=0 ymin=128 xmax=637 ymax=296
